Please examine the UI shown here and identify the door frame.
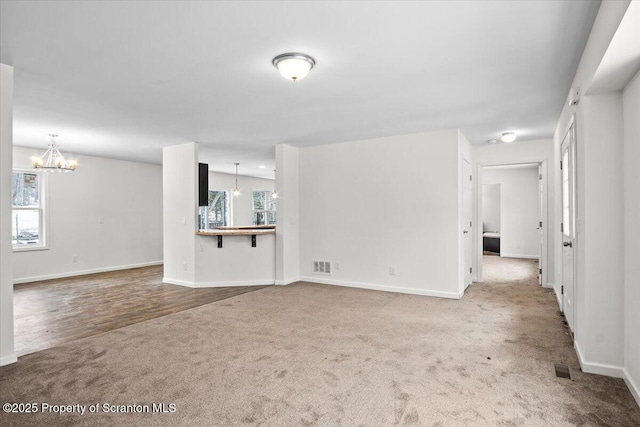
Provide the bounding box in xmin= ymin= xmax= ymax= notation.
xmin=462 ymin=157 xmax=473 ymax=290
xmin=475 ymin=159 xmax=549 ymax=286
xmin=560 ymin=114 xmax=578 ymax=337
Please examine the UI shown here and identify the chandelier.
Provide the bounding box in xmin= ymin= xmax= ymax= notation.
xmin=32 ymin=134 xmax=77 ymax=172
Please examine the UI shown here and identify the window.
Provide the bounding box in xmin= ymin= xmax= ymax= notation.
xmin=252 ymin=190 xmax=276 ymax=225
xmin=199 ymin=190 xmax=230 ymax=229
xmin=12 ymin=171 xmax=46 ymax=249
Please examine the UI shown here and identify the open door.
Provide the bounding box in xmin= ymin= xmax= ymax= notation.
xmin=538 ymin=164 xmax=543 ymax=285
xmin=463 ymin=159 xmax=472 ymax=289
xmin=561 ymin=118 xmax=577 ymax=333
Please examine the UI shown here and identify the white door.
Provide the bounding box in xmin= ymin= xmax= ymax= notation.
xmin=538 ymin=164 xmax=543 ymax=285
xmin=463 ymin=159 xmax=472 ymax=289
xmin=561 ymin=120 xmax=576 ymax=332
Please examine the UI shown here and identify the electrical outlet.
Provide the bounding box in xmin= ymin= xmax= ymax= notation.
xmin=72 ymin=255 xmax=78 ymax=263
xmin=98 ymin=217 xmax=104 ymax=224
xmin=335 ymin=262 xmax=340 ymax=271
xmin=181 ymin=217 xmax=186 ymax=225
xmin=389 ymin=266 xmax=396 ymax=276
xmin=182 ymin=262 xmax=187 ymax=271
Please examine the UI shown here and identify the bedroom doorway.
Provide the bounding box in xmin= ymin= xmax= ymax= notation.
xmin=482 ymin=183 xmax=501 ymax=256
xmin=478 ymin=161 xmax=548 ymax=286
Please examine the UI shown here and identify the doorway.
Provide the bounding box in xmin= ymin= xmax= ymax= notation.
xmin=478 ymin=161 xmax=548 ymax=286
xmin=560 ymin=117 xmax=577 ymax=334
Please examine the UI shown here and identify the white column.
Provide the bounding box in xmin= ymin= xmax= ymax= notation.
xmin=162 ymin=142 xmax=198 ymax=286
xmin=275 ymin=144 xmax=300 ymax=285
xmin=0 ymin=64 xmax=16 ymax=366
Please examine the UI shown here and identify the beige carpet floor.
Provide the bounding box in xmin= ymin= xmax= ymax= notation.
xmin=1 ymin=257 xmax=638 ymax=426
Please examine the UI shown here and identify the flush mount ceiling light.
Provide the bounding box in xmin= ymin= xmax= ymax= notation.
xmin=272 ymin=52 xmax=315 ymax=81
xmin=31 ymin=134 xmax=77 ymax=172
xmin=487 ymin=139 xmax=499 ymax=144
xmin=232 ymin=163 xmax=241 ymax=197
xmin=501 ymin=132 xmax=517 ymax=143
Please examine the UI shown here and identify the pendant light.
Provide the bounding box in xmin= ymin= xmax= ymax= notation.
xmin=32 ymin=134 xmax=77 ymax=172
xmin=272 ymin=53 xmax=315 ymax=81
xmin=232 ymin=163 xmax=241 ymax=197
xmin=272 ymin=169 xmax=278 ymax=199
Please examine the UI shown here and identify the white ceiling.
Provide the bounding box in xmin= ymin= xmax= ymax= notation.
xmin=0 ymin=1 xmax=600 ymax=178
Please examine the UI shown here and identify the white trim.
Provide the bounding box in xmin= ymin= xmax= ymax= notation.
xmin=476 ymin=158 xmax=549 ymax=286
xmin=300 ymin=276 xmax=462 ymax=299
xmin=554 ymin=284 xmax=563 ymax=308
xmin=275 ymin=277 xmax=299 ymax=286
xmin=542 ymin=282 xmax=554 ymax=289
xmin=193 ymin=280 xmax=274 ymax=288
xmin=13 ymin=261 xmax=163 ymax=284
xmin=11 ymin=169 xmax=49 ymax=252
xmin=0 ymin=353 xmax=18 ymax=366
xmin=500 ymin=253 xmax=540 ymax=260
xmin=575 ymin=341 xmax=624 ymax=378
xmin=472 ymin=276 xmax=478 ymax=282
xmin=162 ymin=278 xmax=274 ymax=288
xmin=162 ymin=277 xmax=196 ymax=287
xmin=623 ymin=368 xmax=640 ymax=408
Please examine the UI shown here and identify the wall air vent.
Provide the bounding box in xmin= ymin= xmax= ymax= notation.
xmin=313 ymin=260 xmax=332 ymax=275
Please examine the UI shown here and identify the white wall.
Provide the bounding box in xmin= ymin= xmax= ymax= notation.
xmin=0 ymin=64 xmax=16 ymax=366
xmin=623 ymin=70 xmax=640 ymax=404
xmin=275 ymin=144 xmax=300 ymax=285
xmin=298 ymin=130 xmax=463 ymax=299
xmin=207 ymin=171 xmax=274 ymax=226
xmin=580 ymin=93 xmax=625 ymax=369
xmin=162 ymin=142 xmax=197 ymax=285
xmin=482 ymin=184 xmax=500 ymax=232
xmin=195 ymin=234 xmax=275 ymax=286
xmin=551 ymin=0 xmax=635 ymax=389
xmin=12 ymin=147 xmax=163 ymax=283
xmin=483 ymin=167 xmax=540 ymax=259
xmin=472 ymin=139 xmax=555 ymax=284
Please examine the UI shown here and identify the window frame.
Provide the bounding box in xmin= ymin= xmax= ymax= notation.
xmin=12 ymin=169 xmax=48 ymax=252
xmin=251 ymin=189 xmax=276 ymax=226
xmin=199 ymin=189 xmax=230 ymax=229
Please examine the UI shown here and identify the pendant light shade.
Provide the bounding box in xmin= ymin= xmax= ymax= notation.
xmin=272 ymin=169 xmax=278 ymax=199
xmin=272 ymin=53 xmax=315 ymax=81
xmin=232 ymin=163 xmax=241 ymax=197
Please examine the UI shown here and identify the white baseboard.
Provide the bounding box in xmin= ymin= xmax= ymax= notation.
xmin=554 ymin=284 xmax=563 ymax=308
xmin=542 ymin=282 xmax=554 ymax=289
xmin=0 ymin=353 xmax=18 ymax=366
xmin=472 ymin=276 xmax=479 ymax=283
xmin=194 ymin=280 xmax=274 ymax=288
xmin=623 ymin=367 xmax=640 ymax=407
xmin=275 ymin=277 xmax=299 ymax=286
xmin=575 ymin=341 xmax=624 ymax=378
xmin=500 ymin=253 xmax=539 ymax=260
xmin=13 ymin=261 xmax=163 ymax=285
xmin=162 ymin=277 xmax=196 ymax=287
xmin=162 ymin=277 xmax=274 ymax=288
xmin=299 ymin=276 xmax=462 ymax=299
